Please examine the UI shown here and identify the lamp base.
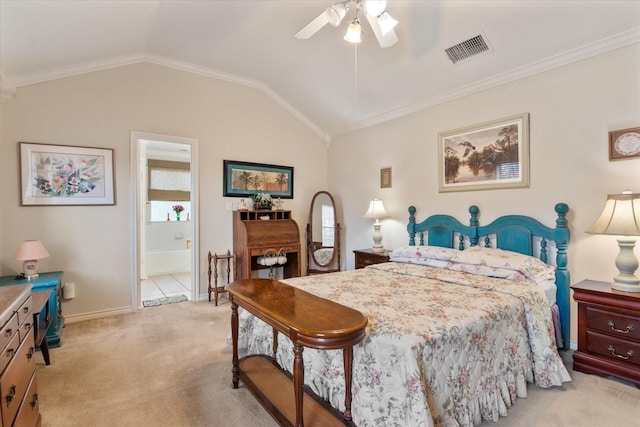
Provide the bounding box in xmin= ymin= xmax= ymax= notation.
xmin=612 ymin=237 xmax=640 ymax=292
xmin=22 ymin=259 xmax=40 ymax=279
xmin=371 ymin=222 xmax=384 ymax=253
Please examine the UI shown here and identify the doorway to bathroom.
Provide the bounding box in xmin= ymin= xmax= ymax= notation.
xmin=130 ymin=131 xmax=199 ymax=309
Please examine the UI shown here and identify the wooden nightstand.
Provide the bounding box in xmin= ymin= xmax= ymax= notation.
xmin=572 ymin=279 xmax=640 ymax=387
xmin=353 ymin=249 xmax=391 ymax=269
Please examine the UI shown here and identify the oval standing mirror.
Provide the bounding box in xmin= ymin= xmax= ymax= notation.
xmin=306 ymin=191 xmax=341 ymax=274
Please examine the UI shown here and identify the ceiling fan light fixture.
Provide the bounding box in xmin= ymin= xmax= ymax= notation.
xmin=363 ymin=0 xmax=387 ymax=17
xmin=344 ymin=20 xmax=362 ymax=43
xmin=377 ymin=11 xmax=397 ymax=36
xmin=327 ymin=2 xmax=349 ymax=27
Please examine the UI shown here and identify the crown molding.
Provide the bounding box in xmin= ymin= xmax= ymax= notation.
xmin=144 ymin=54 xmax=329 ymax=143
xmin=8 ymin=52 xmax=329 ymax=143
xmin=0 ymin=68 xmax=16 ymax=103
xmin=332 ymin=28 xmax=640 ymax=137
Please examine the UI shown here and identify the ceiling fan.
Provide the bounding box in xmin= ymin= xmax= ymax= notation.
xmin=295 ymin=0 xmax=398 ymax=48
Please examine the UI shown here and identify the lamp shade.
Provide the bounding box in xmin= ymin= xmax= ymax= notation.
xmin=586 ymin=192 xmax=640 ymax=236
xmin=364 ymin=199 xmax=388 ymax=220
xmin=13 ymin=240 xmax=50 ymax=261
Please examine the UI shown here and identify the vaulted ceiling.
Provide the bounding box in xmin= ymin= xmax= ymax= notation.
xmin=1 ymin=1 xmax=639 ymax=141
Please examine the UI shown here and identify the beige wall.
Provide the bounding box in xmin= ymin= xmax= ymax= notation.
xmin=1 ymin=62 xmax=328 ymax=319
xmin=328 ymin=44 xmax=640 ymax=344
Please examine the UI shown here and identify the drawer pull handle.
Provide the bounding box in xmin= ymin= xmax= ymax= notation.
xmin=364 ymin=259 xmax=372 ymax=265
xmin=607 ymin=345 xmax=634 ymax=360
xmin=608 ymin=320 xmax=635 ymax=334
xmin=4 ymin=328 xmax=12 ymax=337
xmin=27 ymin=347 xmax=35 ymax=360
xmin=30 ymin=393 xmax=38 ymax=408
xmin=6 ymin=385 xmax=16 ymax=404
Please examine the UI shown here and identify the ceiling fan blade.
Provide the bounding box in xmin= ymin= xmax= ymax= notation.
xmin=366 ymin=14 xmax=398 ymax=48
xmin=295 ymin=11 xmax=330 ymax=39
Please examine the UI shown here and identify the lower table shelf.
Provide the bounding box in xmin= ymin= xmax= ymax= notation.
xmin=239 ymin=355 xmax=348 ymax=427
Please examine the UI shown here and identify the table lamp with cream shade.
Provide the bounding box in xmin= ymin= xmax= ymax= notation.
xmin=364 ymin=199 xmax=388 ymax=253
xmin=586 ymin=191 xmax=640 ymax=292
xmin=13 ymin=240 xmax=50 ymax=278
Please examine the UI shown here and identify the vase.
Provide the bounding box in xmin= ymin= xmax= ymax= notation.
xmin=176 ymin=212 xmax=181 ymax=221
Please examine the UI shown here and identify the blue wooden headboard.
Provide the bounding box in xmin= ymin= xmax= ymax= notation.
xmin=406 ymin=203 xmax=571 ymax=349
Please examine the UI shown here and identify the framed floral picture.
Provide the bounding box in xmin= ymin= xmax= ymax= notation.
xmin=19 ymin=142 xmax=115 ymax=205
xmin=438 ymin=113 xmax=530 ymax=192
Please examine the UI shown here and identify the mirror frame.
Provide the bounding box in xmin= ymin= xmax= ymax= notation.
xmin=306 ymin=191 xmax=341 ymax=274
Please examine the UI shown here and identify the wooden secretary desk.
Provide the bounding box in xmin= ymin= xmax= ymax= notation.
xmin=233 ymin=210 xmax=301 ymax=281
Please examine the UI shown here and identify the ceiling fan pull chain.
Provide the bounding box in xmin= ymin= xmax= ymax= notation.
xmin=353 ymin=43 xmax=358 ymax=105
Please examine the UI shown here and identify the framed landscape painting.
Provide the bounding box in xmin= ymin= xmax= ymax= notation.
xmin=438 ymin=113 xmax=530 ymax=192
xmin=223 ymin=160 xmax=293 ymax=198
xmin=20 ymin=142 xmax=115 ymax=205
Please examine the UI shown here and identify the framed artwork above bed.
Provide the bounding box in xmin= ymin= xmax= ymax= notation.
xmin=438 ymin=113 xmax=530 ymax=192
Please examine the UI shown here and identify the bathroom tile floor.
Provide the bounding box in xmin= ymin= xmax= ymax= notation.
xmin=141 ymin=272 xmax=191 ymax=304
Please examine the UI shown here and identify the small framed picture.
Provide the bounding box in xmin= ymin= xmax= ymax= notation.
xmin=380 ymin=167 xmax=392 ymax=188
xmin=609 ymin=127 xmax=640 ymax=161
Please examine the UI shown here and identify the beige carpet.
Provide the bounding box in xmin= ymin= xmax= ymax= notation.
xmin=35 ymin=301 xmax=640 ymax=427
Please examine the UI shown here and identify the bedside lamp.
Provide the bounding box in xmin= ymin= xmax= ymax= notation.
xmin=586 ymin=191 xmax=640 ymax=292
xmin=364 ymin=199 xmax=388 ymax=253
xmin=13 ymin=240 xmax=50 ymax=278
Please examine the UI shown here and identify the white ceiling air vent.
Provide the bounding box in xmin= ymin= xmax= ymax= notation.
xmin=445 ymin=34 xmax=492 ymax=65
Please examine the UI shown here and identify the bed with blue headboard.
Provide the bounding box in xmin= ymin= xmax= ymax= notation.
xmin=235 ymin=204 xmax=572 ymax=426
xmin=407 ymin=203 xmax=571 ymax=348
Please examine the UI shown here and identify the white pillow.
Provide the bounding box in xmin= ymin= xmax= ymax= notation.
xmin=450 ymin=246 xmax=555 ymax=283
xmin=390 ymin=245 xmax=459 ymax=261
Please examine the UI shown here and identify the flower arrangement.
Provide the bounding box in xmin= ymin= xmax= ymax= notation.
xmin=253 ymin=193 xmax=272 ymax=210
xmin=172 ymin=204 xmax=185 ymax=220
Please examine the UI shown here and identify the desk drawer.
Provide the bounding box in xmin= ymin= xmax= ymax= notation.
xmin=0 ymin=327 xmax=36 ymax=426
xmin=586 ymin=306 xmax=640 ymax=341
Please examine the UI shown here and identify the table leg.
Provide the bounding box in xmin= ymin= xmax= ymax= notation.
xmin=343 ymin=346 xmax=354 ymax=421
xmin=293 ymin=343 xmax=304 ymax=427
xmin=231 ymin=301 xmax=239 ymax=389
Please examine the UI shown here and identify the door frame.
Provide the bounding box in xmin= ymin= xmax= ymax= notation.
xmin=130 ymin=131 xmax=199 ymax=309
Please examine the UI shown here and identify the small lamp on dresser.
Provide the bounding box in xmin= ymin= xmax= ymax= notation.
xmin=364 ymin=199 xmax=388 ymax=253
xmin=13 ymin=239 xmax=50 ymax=278
xmin=586 ymin=191 xmax=640 ymax=292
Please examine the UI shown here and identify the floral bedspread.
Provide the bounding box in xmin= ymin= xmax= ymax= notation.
xmin=235 ymin=262 xmax=571 ymax=427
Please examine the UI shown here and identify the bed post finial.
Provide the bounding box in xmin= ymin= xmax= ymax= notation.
xmin=408 ymin=206 xmax=417 ymax=246
xmin=469 ymin=205 xmax=480 ymax=246
xmin=555 ymin=203 xmax=569 ymax=229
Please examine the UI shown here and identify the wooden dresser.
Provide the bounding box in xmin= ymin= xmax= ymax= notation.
xmin=572 ymin=279 xmax=640 ymax=387
xmin=0 ymin=284 xmax=41 ymax=426
xmin=233 ymin=210 xmax=301 ymax=280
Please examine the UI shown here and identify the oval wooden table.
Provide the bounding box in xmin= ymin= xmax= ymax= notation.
xmin=228 ymin=279 xmax=368 ymax=427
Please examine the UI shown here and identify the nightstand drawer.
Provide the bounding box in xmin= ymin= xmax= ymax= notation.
xmin=586 ymin=306 xmax=640 ymax=341
xmin=353 ymin=249 xmax=390 ymax=269
xmin=586 ymin=330 xmax=640 ymax=367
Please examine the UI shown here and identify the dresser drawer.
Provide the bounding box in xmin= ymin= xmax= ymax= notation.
xmin=16 ymin=297 xmax=33 ymax=328
xmin=13 ymin=372 xmax=39 ymax=427
xmin=0 ymin=314 xmax=19 ymax=356
xmin=586 ymin=306 xmax=640 ymax=341
xmin=586 ymin=330 xmax=640 ymax=367
xmin=354 ymin=250 xmax=390 ymax=269
xmin=0 ymin=333 xmax=20 ymax=376
xmin=0 ymin=327 xmax=36 ymax=427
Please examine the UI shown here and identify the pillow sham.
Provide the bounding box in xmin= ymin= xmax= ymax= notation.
xmin=450 ymin=246 xmax=555 ymax=283
xmin=390 ymin=245 xmax=459 ymax=262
